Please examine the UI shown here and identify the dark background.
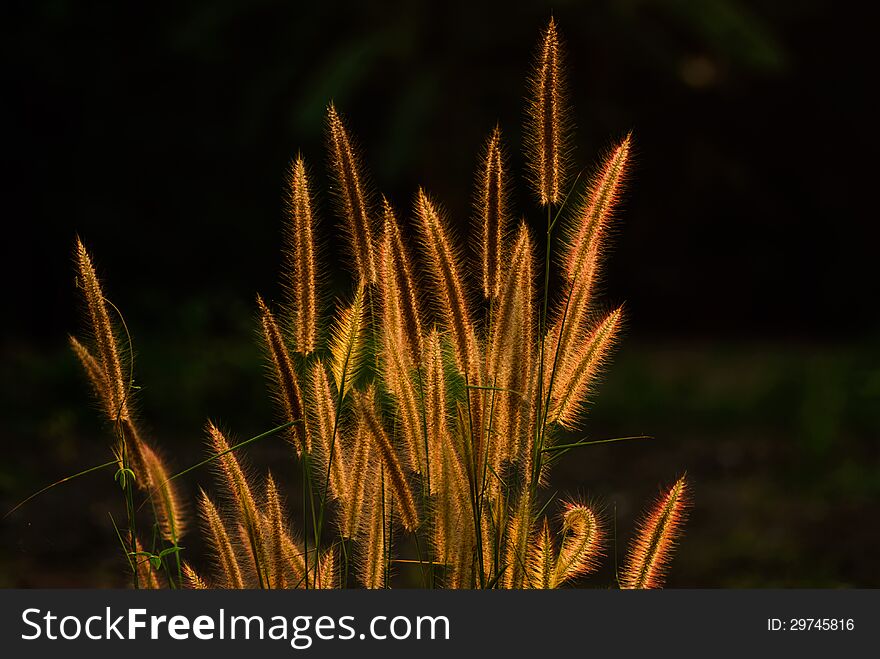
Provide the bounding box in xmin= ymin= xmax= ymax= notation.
xmin=2 ymin=0 xmax=877 ymax=587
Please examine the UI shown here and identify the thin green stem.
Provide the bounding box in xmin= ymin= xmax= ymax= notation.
xmin=4 ymin=460 xmax=117 ymax=519
xmin=542 ymin=435 xmax=653 ymax=456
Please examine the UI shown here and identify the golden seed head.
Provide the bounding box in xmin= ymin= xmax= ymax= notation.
xmin=415 ymin=189 xmax=479 ymax=380
xmin=553 ymin=503 xmax=602 ymax=587
xmin=548 ymin=305 xmax=623 ymax=428
xmin=282 ymin=155 xmax=319 ymax=354
xmin=198 ymin=489 xmax=244 ymax=589
xmin=309 ymin=361 xmax=347 ymax=502
xmin=621 ymin=476 xmax=690 ymax=589
xmin=327 ymin=283 xmax=368 ymax=402
xmin=326 ymin=102 xmax=377 ymax=284
xmin=563 ymin=134 xmax=631 ymax=281
xmin=380 ymin=197 xmax=424 ymax=365
xmin=74 ymin=238 xmax=129 ymax=421
xmin=140 ymin=442 xmax=186 ymax=542
xmin=182 ymin=563 xmax=209 ymax=589
xmin=478 ymin=125 xmax=508 ymax=298
xmin=354 ymin=387 xmax=419 ymax=532
xmin=257 ymin=295 xmax=307 ymax=454
xmin=525 ymin=17 xmax=571 ymax=206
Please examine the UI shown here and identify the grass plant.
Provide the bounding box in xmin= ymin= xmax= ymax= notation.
xmin=62 ymin=18 xmax=688 ymax=589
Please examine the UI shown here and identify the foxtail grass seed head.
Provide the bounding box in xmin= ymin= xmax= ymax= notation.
xmin=525 ymin=17 xmax=570 ymax=207
xmin=199 ymin=489 xmax=245 ymax=589
xmin=131 ymin=536 xmax=162 ymax=589
xmin=548 ymin=306 xmax=623 ymax=428
xmin=548 ymin=137 xmax=631 ymax=382
xmin=503 ymin=489 xmax=534 ymax=589
xmin=207 ymin=422 xmax=270 ymax=587
xmin=381 ymin=328 xmax=425 ymax=475
xmin=314 ymin=548 xmax=338 ymax=589
xmin=478 ymin=125 xmax=508 ymax=298
xmin=182 ymin=563 xmax=209 ymax=589
xmin=69 ymin=335 xmax=113 ymax=419
xmin=355 ymin=388 xmax=419 ymax=532
xmin=140 ymin=442 xmax=186 ymax=543
xmin=621 ymin=476 xmax=690 ymax=589
xmin=309 ymin=361 xmax=347 ymax=501
xmin=563 ymin=134 xmax=631 ymax=281
xmin=339 ymin=421 xmax=371 ymax=539
xmin=425 ymin=330 xmax=453 ymax=495
xmin=552 ymin=503 xmax=602 ymax=587
xmin=528 ymin=517 xmax=555 ymax=589
xmin=282 ymin=155 xmax=319 ymax=354
xmin=328 ymin=283 xmax=368 ymax=401
xmin=326 ymin=103 xmax=377 ymax=284
xmin=263 ymin=473 xmax=290 ymax=589
xmin=359 ymin=467 xmax=390 ymax=589
xmin=257 ymin=295 xmax=307 ymax=454
xmin=74 ymin=238 xmax=129 ymax=421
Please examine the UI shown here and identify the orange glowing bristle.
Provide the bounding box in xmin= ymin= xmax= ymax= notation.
xmin=282 ymin=155 xmax=318 ymax=354
xmin=256 ymin=295 xmax=307 ymax=454
xmin=478 ymin=125 xmax=508 ymax=298
xmin=326 ymin=103 xmax=377 ymax=284
xmin=621 ymin=476 xmax=690 ymax=589
xmin=525 ymin=17 xmax=570 ymax=207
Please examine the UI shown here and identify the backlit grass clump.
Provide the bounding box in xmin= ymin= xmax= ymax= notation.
xmin=70 ymin=18 xmax=688 ymax=589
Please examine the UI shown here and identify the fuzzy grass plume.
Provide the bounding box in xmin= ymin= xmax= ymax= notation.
xmin=525 ymin=17 xmax=571 ymax=207
xmin=65 ymin=17 xmax=689 ymax=590
xmin=620 ymin=476 xmax=689 ymax=589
